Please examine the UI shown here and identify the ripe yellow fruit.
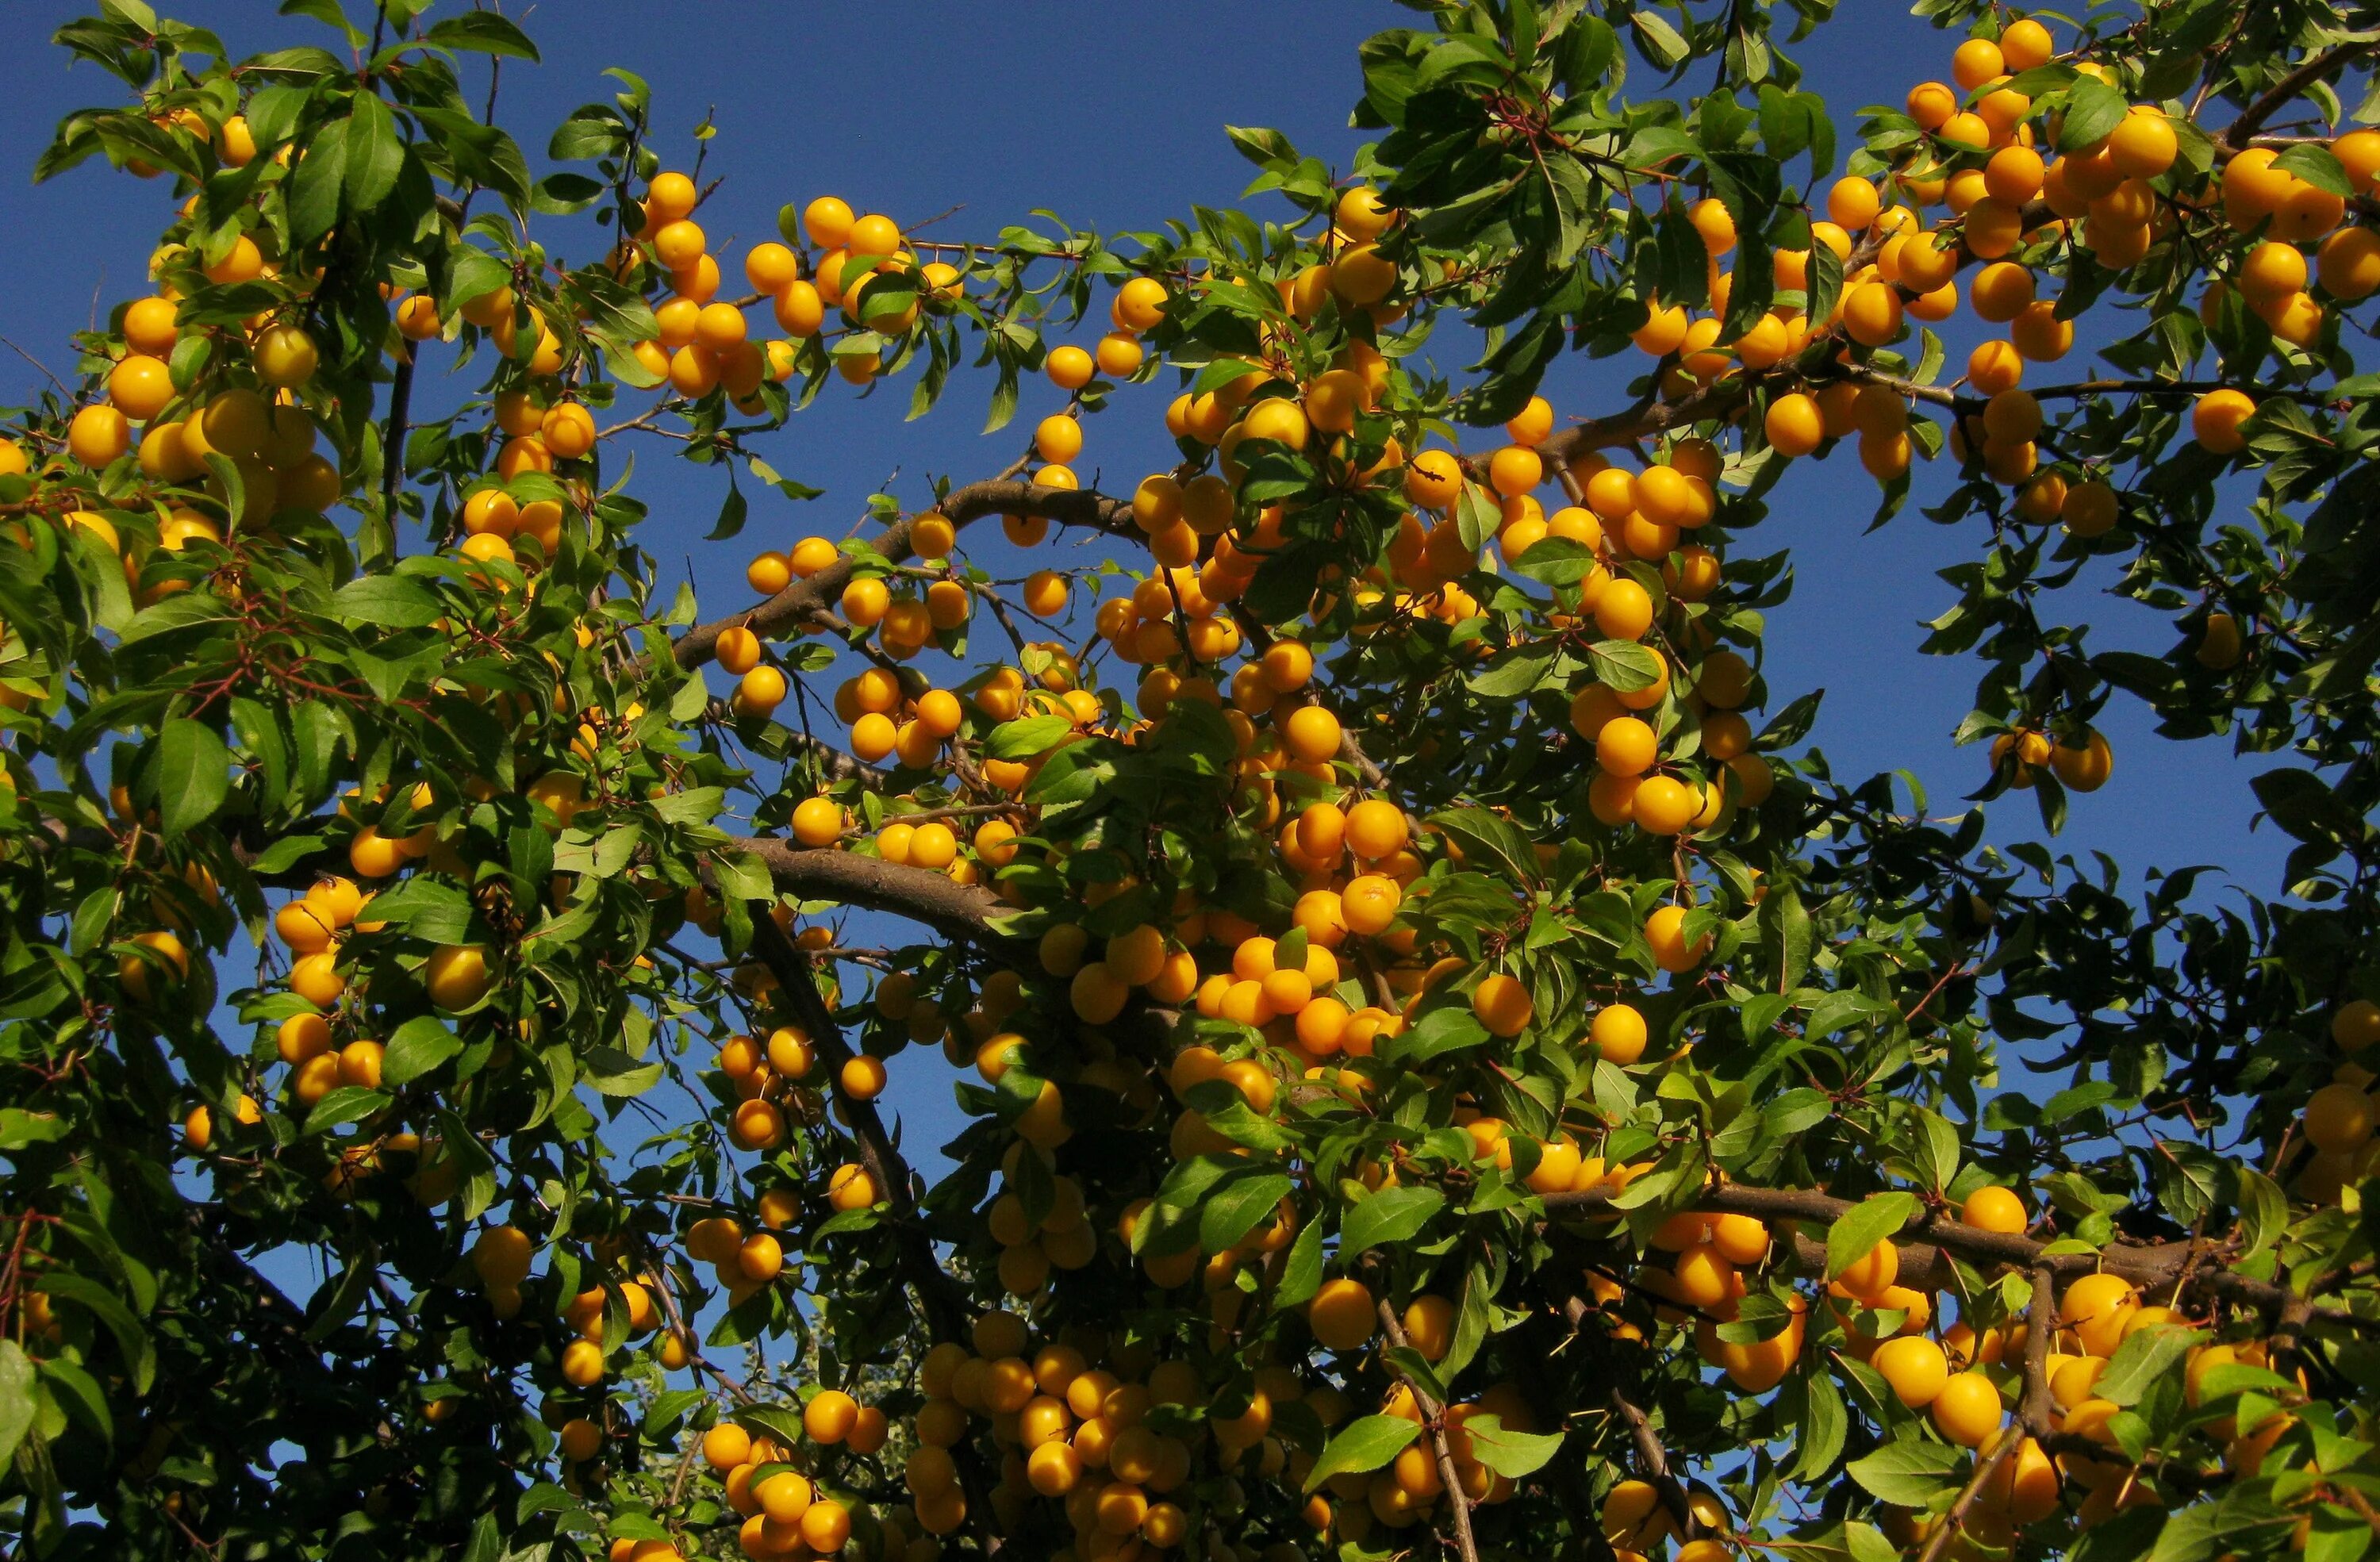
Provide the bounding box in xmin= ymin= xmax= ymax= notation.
xmin=1632 ymin=775 xmax=1699 ymax=835
xmin=2108 ymin=108 xmax=2178 ymax=179
xmin=2000 ymin=17 xmax=2054 ymax=71
xmin=2318 ymin=226 xmax=2380 ymax=301
xmin=2059 ymin=1272 xmax=2137 ymax=1357
xmin=1329 ymin=244 xmax=1397 ymax=305
xmin=1307 ymin=1277 xmax=1376 ymax=1351
xmin=68 ymin=405 xmax=132 ymax=467
xmin=1842 ymin=282 xmax=1904 ymax=347
xmin=1046 ymin=345 xmax=1095 ymax=390
xmin=702 ymin=1422 xmax=752 ymax=1472
xmin=1836 ymin=1238 xmax=1898 ymax=1300
xmin=1931 ymin=1369 xmax=2002 ymax=1446
xmin=791 ymin=796 xmax=843 ymax=848
xmin=828 ymin=1163 xmax=877 ymax=1211
xmin=840 ymin=1054 xmax=889 ymax=1101
xmin=254 ymin=324 xmax=319 ymax=387
xmin=2191 ymin=389 xmax=2256 ymax=454
xmin=1115 ymin=276 xmax=1169 ymax=331
xmin=1589 ymin=1003 xmax=1647 ymax=1064
xmin=1594 ymin=578 xmax=1654 ymax=641
xmin=1283 ymin=704 xmax=1342 ymax=763
xmin=1873 ymin=1336 xmax=1949 ymax=1408
xmin=560 ymin=1338 xmax=605 ymax=1387
xmin=804 ymin=1387 xmax=860 ymax=1444
xmin=1471 ymin=973 xmax=1532 ymax=1038
xmin=2050 ymin=730 xmax=2113 ymax=792
xmin=425 ymin=945 xmax=491 ymax=1011
xmin=1644 ymin=904 xmax=1708 ymax=973
xmin=107 ymin=354 xmax=177 ymax=422
xmin=1961 ymin=1184 xmax=2027 ymax=1234
xmin=123 ymin=295 xmax=180 ymax=355
xmin=2332 ymin=1000 xmax=2380 ymax=1053
xmin=736 ymin=666 xmax=787 ymax=716
xmin=2305 ymin=1080 xmax=2376 ymax=1152
xmin=800 ymin=1500 xmax=851 ymax=1553
xmin=1595 ymin=716 xmax=1656 ymax=777
xmin=1764 ymin=392 xmax=1823 ymax=458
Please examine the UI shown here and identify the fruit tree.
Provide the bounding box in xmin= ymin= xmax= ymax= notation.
xmin=6 ymin=1 xmax=2380 ymax=1559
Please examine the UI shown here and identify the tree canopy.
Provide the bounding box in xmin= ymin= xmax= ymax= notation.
xmin=4 ymin=2 xmax=2380 ymax=1561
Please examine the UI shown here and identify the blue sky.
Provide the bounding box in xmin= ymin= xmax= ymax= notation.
xmin=0 ymin=2 xmax=2301 ymax=1245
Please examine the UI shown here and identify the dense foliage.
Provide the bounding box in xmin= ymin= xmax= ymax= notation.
xmin=5 ymin=2 xmax=2380 ymax=1560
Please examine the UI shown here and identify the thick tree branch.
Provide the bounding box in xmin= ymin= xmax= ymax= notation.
xmin=734 ymin=835 xmax=1012 ymax=946
xmin=1539 ymin=378 xmax=1747 ymax=468
xmin=2018 ymin=1263 xmax=2056 ymax=1436
xmin=674 ymin=481 xmax=1135 ymax=672
xmin=739 ymin=909 xmax=1004 ymax=1556
xmin=2223 ymin=41 xmax=2380 ymax=148
xmin=1542 ymin=1183 xmax=2369 ymax=1329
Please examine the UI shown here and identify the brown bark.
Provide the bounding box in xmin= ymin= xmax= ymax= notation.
xmin=672 ymin=480 xmax=1134 ymax=672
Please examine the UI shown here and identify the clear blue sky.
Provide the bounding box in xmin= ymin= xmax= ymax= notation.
xmin=0 ymin=2 xmax=2295 ymax=1210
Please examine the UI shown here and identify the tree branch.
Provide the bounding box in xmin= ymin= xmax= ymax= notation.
xmin=1541 ymin=1183 xmax=2369 ymax=1330
xmin=1914 ymin=1268 xmax=2055 ymax=1562
xmin=673 ymin=480 xmax=1135 ymax=672
xmin=733 ymin=835 xmax=1012 ymax=947
xmin=1373 ymin=1291 xmax=1481 ymax=1562
xmin=1571 ymin=1291 xmax=1700 ymax=1534
xmin=1540 ymin=377 xmax=1748 ymax=468
xmin=739 ymin=908 xmax=1004 ymax=1555
xmin=2223 ymin=40 xmax=2380 ymax=148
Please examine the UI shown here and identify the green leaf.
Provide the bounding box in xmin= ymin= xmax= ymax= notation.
xmin=1342 ymin=1185 xmax=1445 ymax=1253
xmin=344 ymin=90 xmax=407 ymax=213
xmin=1824 ymin=1191 xmax=1915 ymax=1280
xmin=1427 ymin=806 xmax=1541 ymax=885
xmin=422 ymin=10 xmax=541 ymax=59
xmin=1274 ymin=1218 xmax=1325 ymax=1310
xmin=304 ymin=1086 xmax=390 ymax=1135
xmin=1845 ymin=1437 xmax=1961 ymax=1505
xmin=360 ymin=877 xmax=474 ymax=942
xmin=2274 ymin=144 xmax=2352 ymax=198
xmin=1590 ymin=639 xmax=1664 ymax=693
xmin=1302 ymin=1414 xmax=1419 ymax=1495
xmin=2236 ymin=1166 xmax=2286 ymax=1262
xmin=380 ymin=1016 xmax=461 ymax=1087
xmin=0 ymin=1341 xmax=33 ymax=1465
xmin=332 ymin=574 xmax=443 ymax=627
xmin=1225 ymin=125 xmax=1295 ymax=168
xmin=1461 ymin=1414 xmax=1564 ymax=1478
xmin=987 ymin=714 xmax=1073 ymax=759
xmin=37 ymin=1355 xmax=109 ymax=1441
xmin=1392 ymin=1007 xmax=1490 ymax=1065
xmin=0 ymin=1110 xmax=69 ymax=1152
xmin=1467 ymin=644 xmax=1553 ymax=700
xmin=37 ymin=1272 xmax=151 ymax=1393
xmin=2093 ymin=1323 xmax=2204 ymax=1407
xmin=708 ymin=476 xmax=748 ymax=542
xmin=1630 ymin=10 xmax=1689 ymax=69
xmin=1760 ymin=885 xmax=1810 ymax=990
xmin=1198 ymin=1170 xmax=1292 ymax=1254
xmin=155 ymin=719 xmax=231 ymax=837
xmin=1791 ymin=1367 xmax=1848 ymax=1479
xmin=444 ymin=246 xmax=514 ymax=317
xmin=1455 ymin=484 xmax=1500 ymax=553
xmin=2059 ymin=75 xmax=2130 ymax=154
xmin=582 ymin=1046 xmax=666 ymax=1098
